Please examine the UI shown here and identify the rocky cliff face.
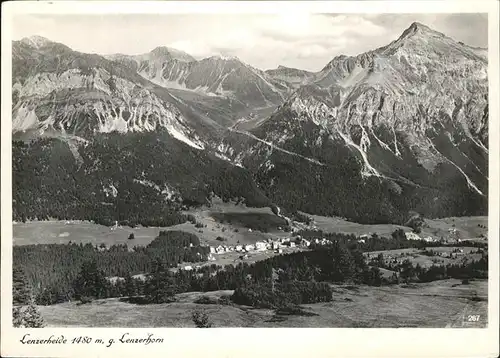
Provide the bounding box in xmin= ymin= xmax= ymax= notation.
xmin=215 ymin=22 xmax=488 ymax=222
xmin=12 ymin=37 xmax=206 ymax=149
xmin=250 ymin=22 xmax=488 ymax=194
xmin=265 ymin=65 xmax=314 ymax=87
xmin=111 ymin=52 xmax=291 ymax=107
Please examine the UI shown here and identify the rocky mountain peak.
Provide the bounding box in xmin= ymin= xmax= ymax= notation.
xmin=390 ymin=22 xmax=448 ymax=45
xmin=20 ymin=35 xmax=53 ymax=49
xmin=149 ymin=46 xmax=195 ymax=62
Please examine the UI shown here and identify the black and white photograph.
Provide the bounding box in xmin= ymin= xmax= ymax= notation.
xmin=1 ymin=1 xmax=499 ymax=357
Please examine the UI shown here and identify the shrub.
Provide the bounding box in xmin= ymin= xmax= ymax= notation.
xmin=218 ymin=295 xmax=232 ymax=305
xmin=13 ymin=303 xmax=45 ymax=328
xmin=194 ymin=296 xmax=218 ymax=305
xmin=275 ymin=305 xmax=318 ymax=316
xmin=231 ymin=281 xmax=332 ymax=309
xmin=216 ymin=236 xmax=226 ymax=242
xmin=128 ymin=233 xmax=135 ymax=240
xmin=192 ymin=309 xmax=213 ymax=328
xmin=79 ymin=296 xmax=93 ymax=304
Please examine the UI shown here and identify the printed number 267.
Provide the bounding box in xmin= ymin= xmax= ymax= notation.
xmin=467 ymin=315 xmax=481 ymax=322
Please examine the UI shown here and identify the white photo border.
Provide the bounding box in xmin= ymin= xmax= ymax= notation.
xmin=1 ymin=1 xmax=499 ymax=357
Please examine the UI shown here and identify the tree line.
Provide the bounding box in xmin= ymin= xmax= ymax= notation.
xmin=14 ymin=231 xmax=209 ymax=304
xmin=300 ymin=228 xmax=487 ymax=252
xmin=368 ymin=252 xmax=488 ymax=284
xmin=16 ymin=235 xmax=383 ymax=306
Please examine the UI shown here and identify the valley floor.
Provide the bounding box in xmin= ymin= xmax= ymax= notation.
xmin=12 ymin=204 xmax=488 ymax=248
xmin=38 ymin=279 xmax=487 ymax=328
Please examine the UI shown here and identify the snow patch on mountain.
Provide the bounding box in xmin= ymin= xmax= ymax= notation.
xmin=167 ymin=125 xmax=204 ymax=150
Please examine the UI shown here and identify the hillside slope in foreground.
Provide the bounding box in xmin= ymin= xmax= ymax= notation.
xmin=38 ymin=279 xmax=486 ymax=328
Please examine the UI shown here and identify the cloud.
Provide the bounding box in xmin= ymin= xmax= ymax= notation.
xmin=12 ymin=13 xmax=488 ymax=72
xmin=257 ymin=14 xmax=387 ymax=43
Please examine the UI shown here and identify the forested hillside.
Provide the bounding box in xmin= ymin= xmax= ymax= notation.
xmin=13 ymin=133 xmax=270 ymax=226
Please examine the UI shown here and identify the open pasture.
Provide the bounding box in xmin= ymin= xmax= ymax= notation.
xmin=38 ymin=279 xmax=487 ymax=328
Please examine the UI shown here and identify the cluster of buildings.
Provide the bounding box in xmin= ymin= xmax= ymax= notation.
xmin=434 ymin=249 xmax=465 ymax=259
xmin=405 ymin=232 xmax=437 ymax=242
xmin=208 ymin=236 xmax=312 ymax=256
xmin=314 ymin=237 xmax=334 ymax=245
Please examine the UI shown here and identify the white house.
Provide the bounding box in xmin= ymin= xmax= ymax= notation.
xmin=209 ymin=246 xmax=216 ymax=254
xmin=248 ymin=228 xmax=253 ymax=233
xmin=255 ymin=241 xmax=267 ymax=250
xmin=215 ymin=245 xmax=225 ymax=254
xmin=183 ymin=266 xmax=193 ymax=271
xmin=405 ymin=232 xmax=422 ymax=241
xmin=289 ymin=242 xmax=295 ymax=248
xmin=244 ymin=244 xmax=255 ymax=252
xmin=235 ymin=245 xmax=243 ymax=252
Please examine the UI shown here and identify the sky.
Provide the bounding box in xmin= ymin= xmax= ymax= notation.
xmin=12 ymin=13 xmax=488 ymax=72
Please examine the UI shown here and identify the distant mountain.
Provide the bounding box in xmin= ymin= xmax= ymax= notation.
xmin=105 ymin=46 xmax=195 ymax=73
xmin=127 ymin=54 xmax=291 ymax=108
xmin=12 ymin=36 xmax=208 ymax=149
xmin=265 ymin=65 xmax=315 ymax=87
xmin=11 ymin=36 xmax=273 ymax=225
xmin=219 ymin=22 xmax=488 ymax=223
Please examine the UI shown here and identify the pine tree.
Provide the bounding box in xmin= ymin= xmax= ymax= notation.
xmin=331 ymin=243 xmax=355 ymax=282
xmin=144 ymin=261 xmax=177 ymax=303
xmin=73 ymin=260 xmax=109 ymax=302
xmin=13 ymin=266 xmax=31 ymax=305
xmin=24 ymin=301 xmax=45 ymax=328
xmin=13 ymin=307 xmax=24 ymax=327
xmin=124 ymin=273 xmax=137 ymax=297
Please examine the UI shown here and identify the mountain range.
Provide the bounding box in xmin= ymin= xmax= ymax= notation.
xmin=11 ymin=22 xmax=488 ymax=225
